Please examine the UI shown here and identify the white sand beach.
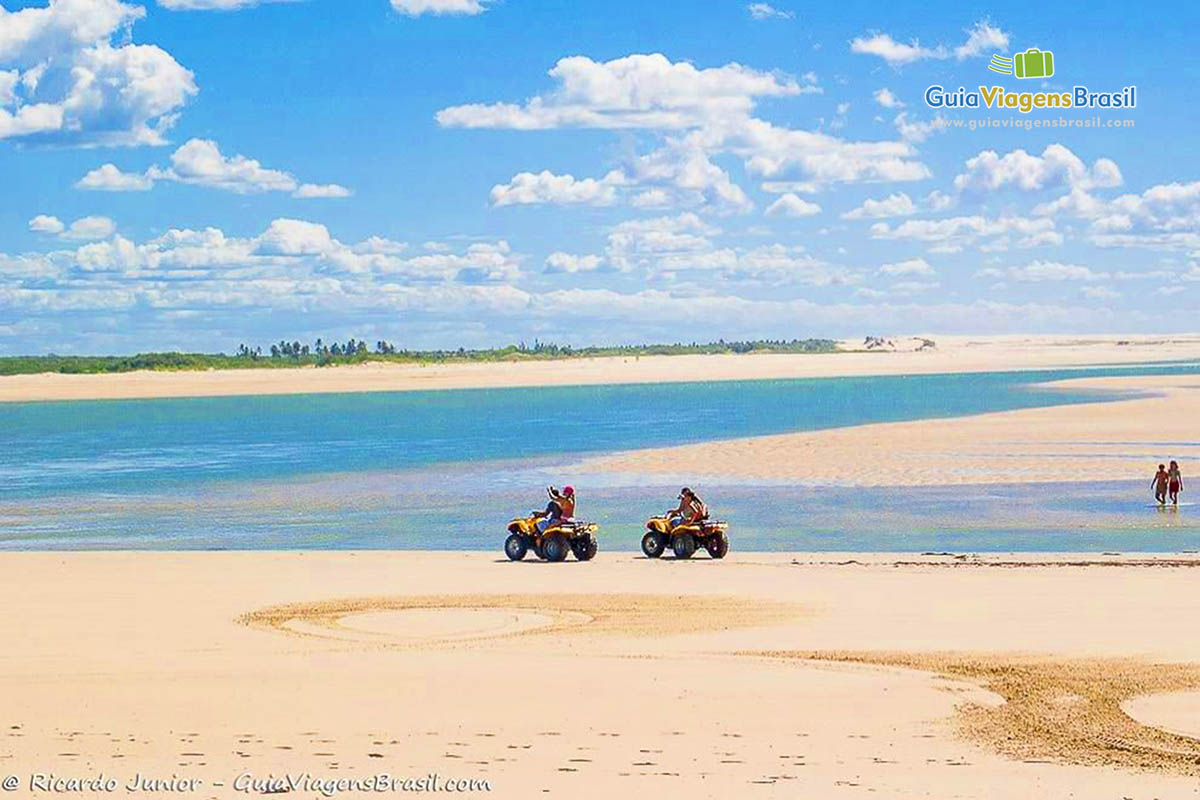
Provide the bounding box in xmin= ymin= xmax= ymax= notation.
xmin=3 ymin=551 xmax=1200 ymax=799
xmin=586 ymin=372 xmax=1200 ymax=486
xmin=3 ymin=338 xmax=1198 ymax=797
xmin=2 ymin=334 xmax=1199 ymax=402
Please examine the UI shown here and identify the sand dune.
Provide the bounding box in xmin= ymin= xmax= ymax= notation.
xmin=586 ymin=373 xmax=1200 ymax=486
xmin=3 ymin=334 xmax=1199 ymax=402
xmin=4 ymin=551 xmax=1200 ymax=798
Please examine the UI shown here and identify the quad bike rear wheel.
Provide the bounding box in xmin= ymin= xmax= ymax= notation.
xmin=641 ymin=531 xmax=666 ymax=558
xmin=571 ymin=533 xmax=598 ymax=561
xmin=542 ymin=533 xmax=568 ymax=562
xmin=672 ymin=532 xmax=696 ymax=559
xmin=504 ymin=532 xmax=528 ymax=561
xmin=704 ymin=530 xmax=729 ymax=559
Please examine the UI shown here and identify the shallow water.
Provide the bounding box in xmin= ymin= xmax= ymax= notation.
xmin=1 ymin=362 xmax=1197 ymax=551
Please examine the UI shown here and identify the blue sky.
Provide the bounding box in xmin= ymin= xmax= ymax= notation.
xmin=1 ymin=0 xmax=1198 ymax=354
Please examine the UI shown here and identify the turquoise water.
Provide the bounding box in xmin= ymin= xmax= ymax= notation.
xmin=1 ymin=363 xmax=1197 ymax=551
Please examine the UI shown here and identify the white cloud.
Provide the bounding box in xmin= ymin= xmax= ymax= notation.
xmin=254 ymin=219 xmax=335 ymax=256
xmin=45 ymin=218 xmax=519 ymax=285
xmin=63 ymin=216 xmax=115 ymax=242
xmin=647 ymin=244 xmax=849 ymax=287
xmin=732 ymin=117 xmax=930 ymax=184
xmin=0 ymin=69 xmax=16 ymax=105
xmin=587 ymin=213 xmax=849 ymax=286
xmin=150 ymin=138 xmax=298 ymax=193
xmin=978 ymin=260 xmax=1107 ymax=283
xmin=851 ymin=20 xmax=1010 ymax=66
xmin=850 ymin=33 xmax=942 ymax=66
xmin=436 ymin=53 xmax=814 ymax=131
xmin=76 ymin=139 xmax=351 ymax=197
xmin=953 ymin=21 xmax=1010 ymax=59
xmin=438 ymin=53 xmax=928 ymax=211
xmin=157 ymin=0 xmax=293 ymax=8
xmin=887 ymin=280 xmax=939 ymax=296
xmin=765 ymin=193 xmax=821 ymax=217
xmin=630 ymin=189 xmax=672 ymax=208
xmin=0 ymin=0 xmax=196 ymax=146
xmin=954 ymin=144 xmax=1123 ymax=194
xmin=1105 ymin=182 xmax=1200 ymax=232
xmin=490 ymin=170 xmax=625 ymax=207
xmin=709 ymin=244 xmax=846 ymax=285
xmin=544 ymin=252 xmax=605 ymax=274
xmin=400 ymin=241 xmax=521 ymax=283
xmin=1029 ymin=179 xmax=1200 ymax=253
xmin=1082 ymin=285 xmax=1120 ymax=300
xmin=494 ymin=152 xmax=754 ymax=215
xmin=0 ymin=253 xmax=57 ymax=279
xmin=0 ymin=100 xmax=62 ymax=139
xmin=27 ymin=214 xmax=64 ymax=235
xmin=603 ymin=213 xmax=717 ymax=273
xmin=75 ymin=163 xmax=153 ymax=191
xmin=892 ymin=111 xmax=948 ymax=143
xmin=747 ymin=3 xmax=793 ymax=20
xmin=293 ymin=183 xmax=353 ymax=199
xmin=352 ymin=236 xmax=408 ymax=255
xmin=761 ymin=181 xmax=819 ymax=195
xmin=628 ymin=144 xmax=754 ymax=214
xmin=842 ymin=192 xmax=916 ymax=219
xmin=28 ymin=214 xmax=114 ymax=240
xmin=873 ymin=88 xmax=904 ymax=109
xmin=879 ymin=258 xmax=934 ymax=277
xmin=0 ymin=208 xmax=1169 ymax=348
xmin=925 ymin=190 xmax=954 ymax=211
xmin=871 ymin=215 xmax=1058 ymax=252
xmin=1092 ymin=232 xmax=1200 ymax=252
xmin=390 ymin=0 xmax=489 ymax=16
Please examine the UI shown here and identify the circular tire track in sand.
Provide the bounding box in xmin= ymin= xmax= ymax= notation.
xmin=755 ymin=651 xmax=1200 ymax=776
xmin=241 ymin=593 xmax=800 ymax=649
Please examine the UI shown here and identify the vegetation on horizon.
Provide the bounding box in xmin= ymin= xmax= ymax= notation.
xmin=0 ymin=337 xmax=841 ymax=376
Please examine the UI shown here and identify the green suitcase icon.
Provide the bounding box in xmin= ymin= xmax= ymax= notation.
xmin=1014 ymin=48 xmax=1054 ymax=79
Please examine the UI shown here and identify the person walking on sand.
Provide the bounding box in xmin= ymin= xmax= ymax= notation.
xmin=1168 ymin=461 xmax=1184 ymax=505
xmin=1152 ymin=464 xmax=1170 ymax=505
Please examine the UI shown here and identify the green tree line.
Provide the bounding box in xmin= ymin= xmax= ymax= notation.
xmin=0 ymin=337 xmax=840 ymax=376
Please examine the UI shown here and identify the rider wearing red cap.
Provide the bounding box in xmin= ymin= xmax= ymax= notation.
xmin=535 ymin=485 xmax=576 ymax=533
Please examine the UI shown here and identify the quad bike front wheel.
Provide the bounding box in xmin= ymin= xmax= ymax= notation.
xmin=672 ymin=532 xmax=696 ymax=559
xmin=704 ymin=530 xmax=729 ymax=559
xmin=504 ymin=533 xmax=528 ymax=561
xmin=571 ymin=533 xmax=598 ymax=561
xmin=542 ymin=533 xmax=568 ymax=562
xmin=641 ymin=531 xmax=666 ymax=558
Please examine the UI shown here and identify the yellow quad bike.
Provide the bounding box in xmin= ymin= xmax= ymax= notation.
xmin=642 ymin=515 xmax=729 ymax=559
xmin=504 ymin=514 xmax=599 ymax=562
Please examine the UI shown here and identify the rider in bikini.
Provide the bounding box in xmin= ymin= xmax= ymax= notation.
xmin=1168 ymin=461 xmax=1184 ymax=506
xmin=669 ymin=487 xmax=708 ymax=528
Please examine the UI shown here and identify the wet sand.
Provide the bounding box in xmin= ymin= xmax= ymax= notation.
xmin=588 ymin=373 xmax=1200 ymax=486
